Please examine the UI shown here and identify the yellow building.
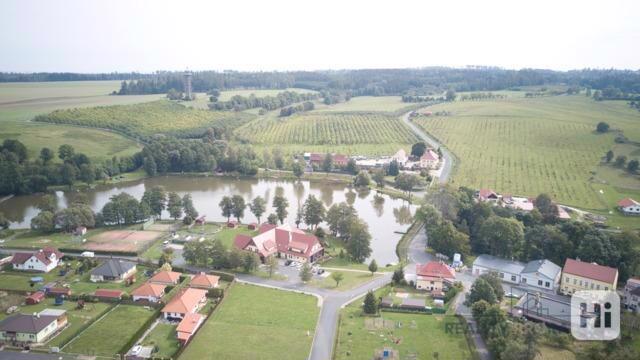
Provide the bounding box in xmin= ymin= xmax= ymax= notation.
xmin=560 ymin=258 xmax=618 ymax=295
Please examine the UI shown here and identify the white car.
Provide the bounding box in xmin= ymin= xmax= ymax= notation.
xmin=80 ymin=251 xmax=95 ymax=258
xmin=131 ymin=345 xmax=142 ymax=355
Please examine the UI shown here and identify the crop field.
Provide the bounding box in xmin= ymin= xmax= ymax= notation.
xmin=413 ymin=95 xmax=640 ymax=212
xmin=236 ymin=112 xmax=419 ymax=156
xmin=180 ymin=283 xmax=319 ymax=360
xmin=34 ymin=100 xmax=254 ymax=139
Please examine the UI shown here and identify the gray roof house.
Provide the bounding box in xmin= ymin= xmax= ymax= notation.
xmin=0 ymin=314 xmax=59 ymax=343
xmin=90 ymin=259 xmax=137 ymax=282
xmin=520 ymin=259 xmax=562 ymax=291
xmin=472 ymin=254 xmax=526 ymax=284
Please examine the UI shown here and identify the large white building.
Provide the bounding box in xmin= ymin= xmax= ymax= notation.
xmin=10 ymin=248 xmax=62 ymax=273
xmin=472 ymin=255 xmax=525 ymax=284
xmin=520 ymin=259 xmax=562 ymax=291
xmin=472 ymin=255 xmax=562 ymax=290
xmin=618 ymin=198 xmax=640 ymax=215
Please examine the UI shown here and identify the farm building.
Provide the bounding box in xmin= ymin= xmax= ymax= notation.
xmin=415 ymin=261 xmax=455 ymax=292
xmin=502 ymin=195 xmax=534 ymax=212
xmin=11 ymin=247 xmax=63 ymax=273
xmin=618 ymin=198 xmax=640 ymax=215
xmin=476 ymin=189 xmax=500 ymax=203
xmin=233 ymin=224 xmax=324 ymax=263
xmin=131 ymin=283 xmax=166 ymax=303
xmin=176 ymin=313 xmax=204 ymax=345
xmin=306 ymin=152 xmax=349 ymax=167
xmin=162 ymin=288 xmax=208 ymax=321
xmin=400 ymin=298 xmax=426 ymax=310
xmin=90 ymin=259 xmax=137 ymax=283
xmin=560 ymin=258 xmax=618 ymax=295
xmin=149 ymin=270 xmax=182 ymax=285
xmin=418 ymin=149 xmax=440 ymax=169
xmin=189 ymin=272 xmax=220 ymax=289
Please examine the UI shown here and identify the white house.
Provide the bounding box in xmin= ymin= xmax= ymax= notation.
xmin=419 ymin=149 xmax=440 ymax=169
xmin=392 ymin=148 xmax=408 ymax=166
xmin=520 ymin=259 xmax=562 ymax=291
xmin=618 ymin=198 xmax=640 ymax=215
xmin=472 ymin=254 xmax=525 ymax=284
xmin=11 ymin=248 xmax=63 ymax=273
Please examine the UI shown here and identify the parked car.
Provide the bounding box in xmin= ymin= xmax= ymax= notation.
xmin=131 ymin=345 xmax=142 ymax=356
xmin=80 ymin=251 xmax=95 ymax=258
xmin=317 ymin=269 xmax=325 ymax=275
xmin=284 ymin=260 xmax=292 ymax=266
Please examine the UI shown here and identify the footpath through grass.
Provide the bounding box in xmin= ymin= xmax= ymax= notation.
xmin=180 ymin=283 xmax=319 ymax=360
xmin=63 ymin=304 xmax=157 ymax=356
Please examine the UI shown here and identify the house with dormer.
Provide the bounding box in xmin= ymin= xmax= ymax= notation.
xmin=11 ymin=247 xmax=63 ymax=273
xmin=234 ymin=224 xmax=324 ymax=263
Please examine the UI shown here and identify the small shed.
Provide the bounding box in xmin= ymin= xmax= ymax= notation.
xmin=380 ymin=297 xmax=394 ymax=308
xmin=400 ymin=298 xmax=425 ymax=310
xmin=247 ymin=223 xmax=257 ymax=230
xmin=227 ymin=220 xmax=238 ymax=228
xmin=195 ymin=216 xmax=206 ymax=225
xmin=25 ymin=291 xmax=46 ymax=305
xmin=47 ymin=287 xmax=72 ymax=297
xmin=75 ymin=226 xmax=87 ymax=236
xmin=94 ymin=289 xmax=125 ymax=301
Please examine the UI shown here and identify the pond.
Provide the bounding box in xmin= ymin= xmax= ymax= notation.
xmin=0 ymin=176 xmax=416 ymax=265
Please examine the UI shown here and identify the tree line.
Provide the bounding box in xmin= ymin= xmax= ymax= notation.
xmin=417 ymin=186 xmax=640 ymax=282
xmin=208 ymin=91 xmax=319 ymax=111
xmin=0 ymin=139 xmax=140 ymax=196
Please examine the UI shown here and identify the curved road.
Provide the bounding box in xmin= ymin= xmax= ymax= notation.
xmin=400 ymin=110 xmax=455 ymax=183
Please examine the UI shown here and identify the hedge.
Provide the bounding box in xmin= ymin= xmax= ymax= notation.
xmin=380 ymin=307 xmax=445 ymax=315
xmin=207 ymin=270 xmax=235 ymax=282
xmin=59 ymin=248 xmax=138 ymax=257
xmin=117 ymin=308 xmax=161 ymax=355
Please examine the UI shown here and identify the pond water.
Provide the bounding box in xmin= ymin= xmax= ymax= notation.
xmin=0 ymin=176 xmax=415 ymax=264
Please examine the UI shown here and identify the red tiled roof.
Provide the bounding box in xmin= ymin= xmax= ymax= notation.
xmin=235 ymin=225 xmax=323 ymax=260
xmin=421 ymin=150 xmax=438 ymax=161
xmin=162 ymin=288 xmax=207 ymax=315
xmin=233 ymin=234 xmax=252 ymax=250
xmin=42 ymin=247 xmax=63 ymax=259
xmin=416 ymin=262 xmax=456 ymax=280
xmin=132 ymin=283 xmax=166 ymax=298
xmin=25 ymin=291 xmax=45 ymax=302
xmin=11 ymin=247 xmax=62 ymax=266
xmin=190 ymin=272 xmax=220 ymax=289
xmin=48 ymin=287 xmax=71 ymax=295
xmin=176 ymin=313 xmax=203 ymax=334
xmin=94 ymin=289 xmax=124 ymax=298
xmin=258 ymin=223 xmax=277 ymax=234
xmin=618 ymin=198 xmax=639 ymax=207
xmin=563 ymin=258 xmax=618 ymax=284
xmin=149 ymin=271 xmax=181 ymax=284
xmin=478 ymin=189 xmax=498 ymax=200
xmin=11 ymin=252 xmax=33 ymax=265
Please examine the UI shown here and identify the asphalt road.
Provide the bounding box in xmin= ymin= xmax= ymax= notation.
xmin=400 ymin=110 xmax=455 ymax=183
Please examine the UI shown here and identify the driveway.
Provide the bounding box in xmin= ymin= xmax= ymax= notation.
xmin=400 ymin=110 xmax=455 ymax=183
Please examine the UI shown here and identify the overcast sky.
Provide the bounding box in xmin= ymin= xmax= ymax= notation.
xmin=1 ymin=0 xmax=639 ymax=73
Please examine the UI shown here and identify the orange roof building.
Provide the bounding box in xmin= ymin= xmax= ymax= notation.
xmin=162 ymin=288 xmax=207 ymax=320
xmin=176 ymin=313 xmax=204 ymax=345
xmin=132 ymin=283 xmax=166 ymax=302
xmin=190 ymin=272 xmax=220 ymax=289
xmin=149 ymin=271 xmax=182 ymax=285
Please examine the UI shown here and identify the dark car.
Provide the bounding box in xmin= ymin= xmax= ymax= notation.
xmin=284 ymin=260 xmax=292 ymax=266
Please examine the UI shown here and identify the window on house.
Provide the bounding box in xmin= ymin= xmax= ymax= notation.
xmin=579 ymin=280 xmax=583 ymax=286
xmin=538 ymin=280 xmax=543 ymax=286
xmin=596 ymin=285 xmax=600 ymax=290
xmin=522 ymin=278 xmax=527 ymax=283
xmin=590 ymin=283 xmax=594 ymax=289
xmin=605 ymin=287 xmax=608 ymax=291
xmin=545 ymin=282 xmax=550 ymax=288
xmin=500 ymin=272 xmax=505 ymax=278
xmin=573 ymin=279 xmax=577 ymax=285
xmin=565 ymin=276 xmax=569 ymax=283
xmin=511 ymin=275 xmax=516 ymax=282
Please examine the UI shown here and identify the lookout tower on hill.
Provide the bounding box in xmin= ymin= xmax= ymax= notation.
xmin=183 ymin=71 xmax=193 ymax=100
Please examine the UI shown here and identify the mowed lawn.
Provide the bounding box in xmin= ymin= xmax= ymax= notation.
xmin=414 ymin=95 xmax=640 ymax=210
xmin=63 ymin=305 xmax=157 ymax=356
xmin=180 ymin=284 xmax=319 ymax=360
xmin=335 ymin=305 xmax=472 ymax=360
xmin=141 ymin=323 xmax=181 ymax=358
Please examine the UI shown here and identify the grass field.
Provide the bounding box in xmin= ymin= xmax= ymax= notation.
xmin=312 ymin=96 xmax=412 ymax=113
xmin=141 ymin=322 xmax=181 ymax=358
xmin=63 ymin=304 xmax=157 ymax=356
xmin=217 ymin=88 xmax=317 ymax=102
xmin=413 ymin=95 xmax=640 ymax=218
xmin=180 ymin=283 xmax=319 ymax=360
xmin=34 ymin=99 xmax=254 ymax=139
xmin=335 ymin=302 xmax=471 ymax=359
xmin=310 ymin=270 xmax=381 ymax=291
xmin=0 ymin=81 xmax=163 ymax=161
